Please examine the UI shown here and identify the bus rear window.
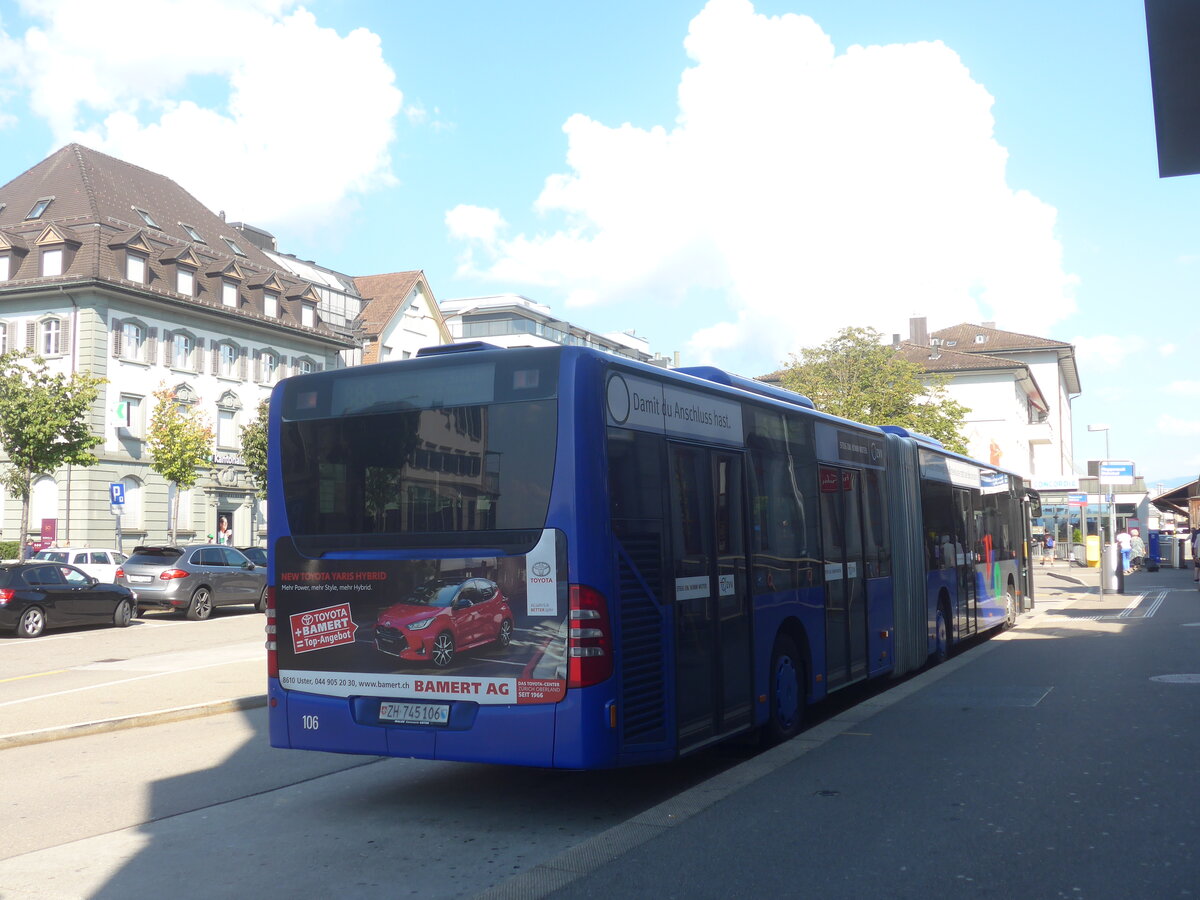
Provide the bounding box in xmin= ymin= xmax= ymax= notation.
xmin=280 ymin=400 xmax=557 ymax=541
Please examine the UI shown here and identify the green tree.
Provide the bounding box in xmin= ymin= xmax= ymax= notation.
xmin=778 ymin=326 xmax=970 ymax=454
xmin=240 ymin=399 xmax=269 ymax=501
xmin=146 ymin=385 xmax=214 ymax=543
xmin=0 ymin=352 xmax=105 ymax=544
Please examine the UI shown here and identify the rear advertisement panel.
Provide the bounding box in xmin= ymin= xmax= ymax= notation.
xmin=275 ymin=529 xmax=568 ymax=705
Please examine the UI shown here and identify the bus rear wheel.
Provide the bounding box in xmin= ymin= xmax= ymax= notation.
xmin=934 ymin=603 xmax=950 ymax=663
xmin=764 ymin=635 xmax=805 ymax=745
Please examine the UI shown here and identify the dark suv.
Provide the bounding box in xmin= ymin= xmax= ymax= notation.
xmin=116 ymin=544 xmax=267 ymax=620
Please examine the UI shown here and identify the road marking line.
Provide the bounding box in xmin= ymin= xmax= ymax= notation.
xmin=0 ymin=657 xmax=262 ymax=708
xmin=0 ymin=669 xmax=67 ymax=683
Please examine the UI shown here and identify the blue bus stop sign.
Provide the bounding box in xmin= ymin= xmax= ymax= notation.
xmin=109 ymin=482 xmax=125 ymax=506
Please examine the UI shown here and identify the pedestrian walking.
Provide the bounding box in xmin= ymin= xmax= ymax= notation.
xmin=1043 ymin=533 xmax=1055 ymax=565
xmin=1192 ymin=530 xmax=1200 ymax=586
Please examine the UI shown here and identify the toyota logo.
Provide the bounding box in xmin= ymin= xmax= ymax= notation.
xmin=531 ymin=562 xmax=552 ymax=577
xmin=301 ymin=614 xmax=314 ymax=626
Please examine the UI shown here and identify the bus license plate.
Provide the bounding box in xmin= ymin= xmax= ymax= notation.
xmin=379 ymin=701 xmax=450 ymax=726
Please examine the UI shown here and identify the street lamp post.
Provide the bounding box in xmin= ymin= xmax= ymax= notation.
xmin=1088 ymin=424 xmax=1116 ymax=596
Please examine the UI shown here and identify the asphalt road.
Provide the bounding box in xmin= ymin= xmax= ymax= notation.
xmin=1 ymin=564 xmax=1196 ymax=899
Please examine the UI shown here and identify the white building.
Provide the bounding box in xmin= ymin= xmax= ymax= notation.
xmin=440 ymin=294 xmax=672 ymax=365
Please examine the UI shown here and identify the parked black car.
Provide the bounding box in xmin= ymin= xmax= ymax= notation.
xmin=0 ymin=562 xmax=137 ymax=638
xmin=116 ymin=544 xmax=268 ymax=620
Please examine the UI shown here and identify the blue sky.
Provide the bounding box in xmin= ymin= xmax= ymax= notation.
xmin=1 ymin=0 xmax=1196 ymax=485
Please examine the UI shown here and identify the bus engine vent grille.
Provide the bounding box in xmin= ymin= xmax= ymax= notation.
xmin=616 ymin=533 xmax=668 ymax=747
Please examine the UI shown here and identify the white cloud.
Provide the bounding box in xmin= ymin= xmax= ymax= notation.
xmin=449 ymin=0 xmax=1077 ymax=372
xmin=1156 ymin=414 xmax=1200 ymax=437
xmin=0 ymin=0 xmax=402 ymax=226
xmin=1071 ymin=334 xmax=1147 ymax=368
xmin=1166 ymin=380 xmax=1200 ymax=397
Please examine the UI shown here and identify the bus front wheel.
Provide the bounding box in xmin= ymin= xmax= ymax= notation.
xmin=764 ymin=635 xmax=805 ymax=745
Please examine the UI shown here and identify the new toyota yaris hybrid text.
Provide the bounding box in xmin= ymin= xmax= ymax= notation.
xmin=375 ymin=578 xmax=513 ymax=668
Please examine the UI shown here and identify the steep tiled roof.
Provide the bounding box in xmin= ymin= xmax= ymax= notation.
xmin=929 ymin=323 xmax=1070 ymax=352
xmin=894 ymin=341 xmax=1026 ymax=373
xmin=354 ymin=270 xmax=423 ymax=334
xmin=0 ymin=144 xmax=351 ymax=345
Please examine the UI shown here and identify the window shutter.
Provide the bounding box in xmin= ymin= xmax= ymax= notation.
xmin=252 ymin=350 xmax=261 ymax=382
xmin=59 ymin=318 xmax=70 ymax=354
xmin=316 ymin=362 xmax=324 ymax=372
xmin=146 ymin=327 xmax=157 ymax=364
xmin=239 ymin=346 xmax=248 ymax=380
xmin=26 ymin=321 xmax=35 ymax=350
xmin=163 ymin=331 xmax=173 ymax=365
xmin=6 ymin=323 xmax=15 ymax=352
xmin=111 ymin=320 xmax=122 ymax=358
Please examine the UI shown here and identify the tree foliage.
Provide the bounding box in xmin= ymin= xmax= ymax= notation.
xmin=0 ymin=352 xmax=104 ymax=541
xmin=146 ymin=385 xmax=214 ymax=542
xmin=778 ymin=326 xmax=970 ymax=454
xmin=240 ymin=399 xmax=269 ymax=501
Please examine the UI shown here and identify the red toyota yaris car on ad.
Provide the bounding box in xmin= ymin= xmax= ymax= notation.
xmin=375 ymin=578 xmax=514 ymax=668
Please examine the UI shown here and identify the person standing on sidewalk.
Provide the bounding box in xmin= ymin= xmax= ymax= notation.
xmin=1192 ymin=530 xmax=1200 ymax=586
xmin=1043 ymin=534 xmax=1055 ymax=565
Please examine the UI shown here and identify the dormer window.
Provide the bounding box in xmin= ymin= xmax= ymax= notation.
xmin=222 ymin=280 xmax=238 ymax=308
xmin=974 ymin=334 xmax=986 ymax=344
xmin=0 ymin=255 xmax=9 ymax=281
xmin=180 ymin=223 xmax=205 ymax=243
xmin=132 ymin=207 xmax=158 ymax=228
xmin=26 ymin=197 xmax=53 ymax=220
xmin=223 ymin=237 xmax=246 ymax=257
xmin=176 ymin=266 xmax=194 ymax=296
xmin=125 ymin=250 xmax=148 ymax=283
xmin=41 ymin=247 xmax=63 ymax=276
xmin=263 ymin=291 xmax=278 ymax=318
xmin=301 ymin=304 xmax=315 ymax=327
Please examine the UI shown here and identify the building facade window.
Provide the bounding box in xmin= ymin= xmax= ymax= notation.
xmin=0 ymin=255 xmax=9 ymax=281
xmin=173 ymin=333 xmax=193 ymax=369
xmin=42 ymin=319 xmax=61 ymax=355
xmin=263 ymin=291 xmax=278 ymax=318
xmin=217 ymin=408 xmax=238 ymax=449
xmin=298 ymin=359 xmax=313 ymax=375
xmin=301 ymin=304 xmax=315 ymax=327
xmin=219 ymin=343 xmax=238 ymax=377
xmin=222 ymin=280 xmax=238 ymax=308
xmin=117 ymin=394 xmax=143 ymax=437
xmin=260 ymin=351 xmax=277 ymax=384
xmin=121 ymin=322 xmax=144 ymax=361
xmin=41 ymin=248 xmax=63 ymax=277
xmin=176 ymin=267 xmax=194 ymax=296
xmin=125 ymin=251 xmax=147 ymax=283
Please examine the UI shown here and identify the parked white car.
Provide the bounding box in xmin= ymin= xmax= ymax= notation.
xmin=32 ymin=548 xmax=128 ymax=583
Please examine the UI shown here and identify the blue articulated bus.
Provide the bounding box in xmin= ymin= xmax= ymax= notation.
xmin=266 ymin=343 xmax=1034 ymax=768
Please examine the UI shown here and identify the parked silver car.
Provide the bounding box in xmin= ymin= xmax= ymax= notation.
xmin=116 ymin=544 xmax=267 ymax=620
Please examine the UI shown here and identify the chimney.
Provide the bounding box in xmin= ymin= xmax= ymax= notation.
xmin=892 ymin=333 xmax=900 ymax=348
xmin=983 ymin=321 xmax=996 ymax=329
xmin=909 ymin=316 xmax=929 ymax=346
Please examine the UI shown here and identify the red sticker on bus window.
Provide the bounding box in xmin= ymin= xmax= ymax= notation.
xmin=290 ymin=602 xmax=358 ymax=654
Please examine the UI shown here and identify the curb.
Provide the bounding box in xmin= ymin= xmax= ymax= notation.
xmin=0 ymin=694 xmax=268 ymax=750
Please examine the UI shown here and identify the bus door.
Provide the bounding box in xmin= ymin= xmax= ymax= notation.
xmin=667 ymin=443 xmax=753 ymax=750
xmin=954 ymin=489 xmax=978 ymax=637
xmin=819 ymin=466 xmax=868 ymax=690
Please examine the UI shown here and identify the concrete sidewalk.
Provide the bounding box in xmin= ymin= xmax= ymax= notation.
xmin=0 ymin=642 xmax=268 ymax=750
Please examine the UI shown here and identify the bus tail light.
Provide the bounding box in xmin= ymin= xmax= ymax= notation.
xmin=266 ymin=587 xmax=278 ymax=678
xmin=567 ymin=584 xmax=612 ymax=688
